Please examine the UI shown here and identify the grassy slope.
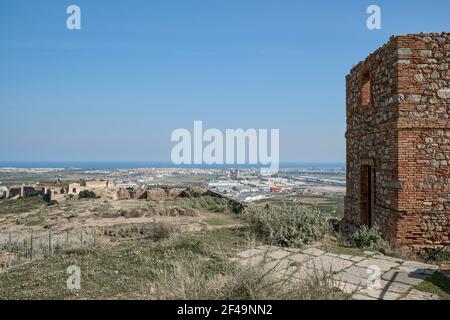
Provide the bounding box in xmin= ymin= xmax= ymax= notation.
xmin=0 ymin=196 xmax=46 ymax=215
xmin=0 ymin=228 xmax=250 ymax=300
xmin=415 ymin=272 xmax=450 ymax=300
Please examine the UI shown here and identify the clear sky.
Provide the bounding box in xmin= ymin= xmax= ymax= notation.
xmin=0 ymin=0 xmax=449 ymax=163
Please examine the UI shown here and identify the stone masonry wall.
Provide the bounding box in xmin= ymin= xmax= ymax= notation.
xmin=395 ymin=34 xmax=450 ymax=251
xmin=343 ymin=33 xmax=450 ymax=253
xmin=343 ymin=36 xmax=400 ymax=244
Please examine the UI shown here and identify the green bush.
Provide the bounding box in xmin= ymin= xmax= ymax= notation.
xmin=175 ymin=196 xmax=238 ymax=213
xmin=247 ymin=205 xmax=330 ymax=248
xmin=352 ymin=225 xmax=389 ymax=253
xmin=146 ymin=222 xmax=174 ymax=241
xmin=78 ymin=190 xmax=98 ymax=199
xmin=422 ymin=248 xmax=450 ymax=263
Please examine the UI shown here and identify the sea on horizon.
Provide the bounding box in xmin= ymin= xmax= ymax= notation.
xmin=0 ymin=161 xmax=345 ymax=170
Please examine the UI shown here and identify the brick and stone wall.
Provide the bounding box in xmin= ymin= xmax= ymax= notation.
xmin=342 ymin=33 xmax=450 ymax=253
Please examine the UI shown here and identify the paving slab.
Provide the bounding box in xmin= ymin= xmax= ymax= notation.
xmin=401 ymin=260 xmax=438 ymax=270
xmin=238 ymin=255 xmax=267 ymax=267
xmin=358 ymin=287 xmax=402 ymax=300
xmin=338 ymin=254 xmax=355 ymax=261
xmin=378 ymin=280 xmax=412 ymax=294
xmin=382 ymin=269 xmax=430 ymax=286
xmin=263 ymin=258 xmax=291 ymax=274
xmin=284 ymin=247 xmax=303 ymax=254
xmin=302 ymin=248 xmax=325 ymax=256
xmin=397 ymin=265 xmax=437 ymax=275
xmin=350 ymin=256 xmax=366 ymax=262
xmin=267 ymin=249 xmax=291 ymax=260
xmin=334 ymin=265 xmax=376 ymax=288
xmin=255 ymin=245 xmax=278 ymax=253
xmin=334 ymin=272 xmax=367 ymax=286
xmin=400 ymin=289 xmax=440 ymax=300
xmin=288 ymin=253 xmax=311 ymax=264
xmin=372 ymin=254 xmax=404 ymax=264
xmin=352 ymin=294 xmax=377 ymax=300
xmin=291 ymin=265 xmax=315 ymax=280
xmin=305 ymin=255 xmax=354 ymax=273
xmin=356 ymin=257 xmax=400 ymax=272
xmin=335 ymin=281 xmax=360 ymax=294
xmin=235 ymin=245 xmax=439 ymax=301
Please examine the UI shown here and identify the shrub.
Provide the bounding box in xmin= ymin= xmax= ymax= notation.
xmin=120 ymin=208 xmax=144 ymax=218
xmin=46 ymin=200 xmax=58 ymax=206
xmin=78 ymin=190 xmax=98 ymax=199
xmin=175 ymin=196 xmax=237 ymax=213
xmin=352 ymin=225 xmax=389 ymax=253
xmin=422 ymin=247 xmax=450 ymax=263
xmin=247 ymin=205 xmax=330 ymax=248
xmin=146 ymin=222 xmax=174 ymax=241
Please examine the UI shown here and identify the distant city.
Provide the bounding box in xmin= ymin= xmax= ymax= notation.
xmin=0 ymin=163 xmax=345 ymax=204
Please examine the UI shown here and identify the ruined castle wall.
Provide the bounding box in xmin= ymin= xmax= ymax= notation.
xmin=394 ymin=34 xmax=450 ymax=250
xmin=344 ymin=37 xmax=401 ymax=242
xmin=68 ymin=183 xmax=82 ymax=195
xmin=84 ymin=180 xmax=109 ymax=189
xmin=344 ymin=33 xmax=450 ymax=252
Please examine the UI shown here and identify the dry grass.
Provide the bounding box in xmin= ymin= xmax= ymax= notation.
xmin=155 ymin=257 xmax=350 ymax=300
xmin=0 ymin=227 xmax=350 ymax=300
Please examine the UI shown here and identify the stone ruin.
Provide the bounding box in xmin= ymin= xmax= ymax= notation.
xmin=341 ymin=33 xmax=450 ymax=254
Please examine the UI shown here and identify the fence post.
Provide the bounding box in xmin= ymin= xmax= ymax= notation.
xmin=8 ymin=232 xmax=12 ymax=268
xmin=48 ymin=232 xmax=52 ymax=255
xmin=66 ymin=230 xmax=69 ymax=245
xmin=93 ymin=227 xmax=96 ymax=246
xmin=80 ymin=230 xmax=83 ymax=245
xmin=30 ymin=234 xmax=33 ymax=261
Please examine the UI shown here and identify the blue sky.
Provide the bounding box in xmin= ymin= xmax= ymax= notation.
xmin=0 ymin=0 xmax=449 ymax=163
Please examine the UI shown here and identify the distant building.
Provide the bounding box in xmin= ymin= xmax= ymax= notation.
xmin=231 ymin=169 xmax=240 ymax=179
xmin=270 ymin=186 xmax=283 ymax=193
xmin=68 ymin=179 xmax=114 ymax=196
xmin=0 ymin=186 xmax=7 ymax=199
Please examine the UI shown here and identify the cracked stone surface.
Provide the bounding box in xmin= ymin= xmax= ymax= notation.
xmin=356 ymin=257 xmax=400 ymax=271
xmin=235 ymin=245 xmax=441 ymax=300
xmin=381 ymin=269 xmax=430 ymax=286
xmin=400 ymin=289 xmax=441 ymax=300
xmin=305 ymin=255 xmax=354 ymax=272
xmin=288 ymin=253 xmax=311 ymax=264
xmin=267 ymin=249 xmax=291 ymax=260
xmin=302 ymin=248 xmax=325 ymax=256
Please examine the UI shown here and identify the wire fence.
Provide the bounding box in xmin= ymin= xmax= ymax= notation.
xmin=0 ymin=223 xmax=165 ymax=272
xmin=0 ymin=228 xmax=100 ymax=271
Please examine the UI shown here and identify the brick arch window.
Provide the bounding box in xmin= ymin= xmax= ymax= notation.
xmin=361 ymin=70 xmax=372 ymax=108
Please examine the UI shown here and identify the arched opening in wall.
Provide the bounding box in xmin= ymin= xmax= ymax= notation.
xmin=72 ymin=188 xmax=77 ymax=194
xmin=361 ymin=70 xmax=372 ymax=108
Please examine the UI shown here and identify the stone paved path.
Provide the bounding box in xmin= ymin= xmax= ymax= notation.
xmin=234 ymin=245 xmax=441 ymax=300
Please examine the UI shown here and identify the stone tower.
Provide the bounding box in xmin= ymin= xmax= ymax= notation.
xmin=342 ymin=33 xmax=450 ymax=253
